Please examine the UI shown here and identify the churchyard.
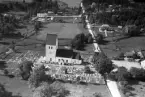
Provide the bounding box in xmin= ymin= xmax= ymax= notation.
xmin=0 ymin=13 xmax=111 ymax=97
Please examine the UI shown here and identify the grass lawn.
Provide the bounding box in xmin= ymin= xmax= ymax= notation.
xmin=64 ymin=83 xmax=112 ymax=97
xmin=37 ymin=23 xmax=81 ymax=40
xmin=99 ymin=35 xmax=145 ymax=58
xmin=0 ymin=75 xmax=32 ymax=97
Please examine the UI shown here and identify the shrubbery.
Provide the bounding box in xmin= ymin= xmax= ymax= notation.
xmin=71 ymin=33 xmax=94 ymax=50
xmin=71 ymin=33 xmax=85 ymax=50
xmin=85 ymin=33 xmax=93 ymax=44
xmin=84 ymin=66 xmax=91 ymax=74
xmin=18 ymin=61 xmax=33 ymax=80
xmin=113 ymin=52 xmax=124 ymax=60
xmin=109 ymin=67 xmax=131 ymax=82
xmin=130 ymin=67 xmax=145 ymax=80
xmin=115 ymin=67 xmax=131 ymax=82
xmin=93 ymin=92 xmax=103 ymax=97
xmin=95 ymin=34 xmax=104 ymax=44
xmin=28 ymin=65 xmax=51 ymax=88
xmin=33 ymin=81 xmax=70 ymax=97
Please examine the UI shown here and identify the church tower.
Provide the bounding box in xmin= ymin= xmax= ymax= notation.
xmin=45 ymin=34 xmax=58 ymax=62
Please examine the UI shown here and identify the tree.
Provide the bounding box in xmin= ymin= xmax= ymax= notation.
xmin=28 ymin=65 xmax=49 ymax=88
xmin=113 ymin=52 xmax=124 ymax=60
xmin=52 ymin=0 xmax=59 ymax=14
xmin=85 ymin=33 xmax=93 ymax=43
xmin=71 ymin=33 xmax=85 ymax=50
xmin=115 ymin=67 xmax=130 ymax=81
xmin=95 ymin=34 xmax=104 ymax=44
xmin=19 ymin=61 xmax=33 ymax=80
xmin=34 ymin=21 xmax=42 ymax=35
xmin=130 ymin=67 xmax=145 ymax=80
xmin=84 ymin=66 xmax=91 ymax=74
xmin=92 ymin=52 xmax=114 ymax=75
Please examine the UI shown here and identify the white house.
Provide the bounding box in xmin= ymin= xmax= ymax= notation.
xmin=45 ymin=34 xmax=82 ymax=65
xmin=37 ymin=13 xmax=48 ymax=18
xmin=141 ymin=60 xmax=145 ymax=69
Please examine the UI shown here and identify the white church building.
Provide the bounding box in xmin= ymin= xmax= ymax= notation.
xmin=45 ymin=34 xmax=82 ymax=65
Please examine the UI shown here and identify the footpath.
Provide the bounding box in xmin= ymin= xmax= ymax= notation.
xmin=80 ymin=2 xmax=122 ymax=97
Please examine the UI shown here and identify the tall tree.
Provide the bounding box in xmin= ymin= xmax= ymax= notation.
xmin=92 ymin=52 xmax=113 ymax=75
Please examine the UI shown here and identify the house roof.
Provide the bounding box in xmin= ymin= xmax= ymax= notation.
xmin=46 ymin=34 xmax=57 ymax=46
xmin=56 ymin=49 xmax=81 ymax=59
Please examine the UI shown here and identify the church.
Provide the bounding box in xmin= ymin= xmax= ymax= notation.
xmin=45 ymin=34 xmax=82 ymax=65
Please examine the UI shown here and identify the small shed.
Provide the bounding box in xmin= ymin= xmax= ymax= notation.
xmin=141 ymin=60 xmax=145 ymax=69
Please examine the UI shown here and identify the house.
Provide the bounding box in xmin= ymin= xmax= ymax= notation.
xmin=45 ymin=34 xmax=82 ymax=65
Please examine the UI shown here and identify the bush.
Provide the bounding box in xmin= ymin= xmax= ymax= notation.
xmin=124 ymin=25 xmax=142 ymax=37
xmin=28 ymin=65 xmax=49 ymax=88
xmin=84 ymin=66 xmax=93 ymax=74
xmin=115 ymin=67 xmax=131 ymax=82
xmin=71 ymin=33 xmax=85 ymax=50
xmin=95 ymin=34 xmax=104 ymax=44
xmin=93 ymin=92 xmax=102 ymax=97
xmin=3 ymin=69 xmax=9 ymax=76
xmin=113 ymin=52 xmax=124 ymax=60
xmin=108 ymin=73 xmax=117 ymax=81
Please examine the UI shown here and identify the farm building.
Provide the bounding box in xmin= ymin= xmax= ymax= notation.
xmin=45 ymin=34 xmax=82 ymax=65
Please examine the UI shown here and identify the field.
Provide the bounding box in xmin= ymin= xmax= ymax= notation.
xmin=93 ymin=26 xmax=145 ymax=58
xmin=37 ymin=23 xmax=81 ymax=40
xmin=100 ymin=35 xmax=145 ymax=58
xmin=65 ymin=83 xmax=111 ymax=97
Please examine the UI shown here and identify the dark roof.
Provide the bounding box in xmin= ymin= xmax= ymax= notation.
xmin=56 ymin=49 xmax=81 ymax=59
xmin=46 ymin=34 xmax=57 ymax=46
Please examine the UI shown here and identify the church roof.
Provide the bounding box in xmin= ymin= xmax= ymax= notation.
xmin=56 ymin=49 xmax=81 ymax=59
xmin=46 ymin=34 xmax=57 ymax=46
